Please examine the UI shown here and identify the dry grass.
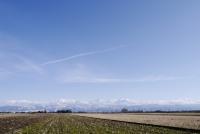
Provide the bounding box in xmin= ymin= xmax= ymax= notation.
xmin=0 ymin=113 xmax=33 ymax=118
xmin=17 ymin=114 xmax=191 ymax=134
xmin=1 ymin=113 xmax=200 ymax=133
xmin=0 ymin=114 xmax=49 ymax=134
xmin=77 ymin=113 xmax=200 ymax=130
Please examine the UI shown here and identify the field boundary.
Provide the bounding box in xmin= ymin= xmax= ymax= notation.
xmin=77 ymin=115 xmax=200 ymax=133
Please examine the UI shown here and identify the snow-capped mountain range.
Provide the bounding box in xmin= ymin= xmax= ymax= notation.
xmin=0 ymin=99 xmax=200 ymax=112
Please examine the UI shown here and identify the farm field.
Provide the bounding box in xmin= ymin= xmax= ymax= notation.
xmin=0 ymin=114 xmax=49 ymax=134
xmin=0 ymin=113 xmax=200 ymax=134
xmin=77 ymin=113 xmax=200 ymax=130
xmin=0 ymin=113 xmax=38 ymax=118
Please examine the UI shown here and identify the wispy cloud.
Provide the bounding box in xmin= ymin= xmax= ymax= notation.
xmin=0 ymin=34 xmax=44 ymax=76
xmin=58 ymin=64 xmax=183 ymax=84
xmin=42 ymin=45 xmax=127 ymax=66
xmin=0 ymin=55 xmax=44 ymax=80
xmin=14 ymin=55 xmax=44 ymax=74
xmin=62 ymin=76 xmax=183 ymax=84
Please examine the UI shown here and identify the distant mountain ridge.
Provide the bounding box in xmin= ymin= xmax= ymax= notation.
xmin=0 ymin=99 xmax=200 ymax=112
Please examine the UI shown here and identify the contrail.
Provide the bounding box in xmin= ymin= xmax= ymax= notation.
xmin=41 ymin=45 xmax=127 ymax=66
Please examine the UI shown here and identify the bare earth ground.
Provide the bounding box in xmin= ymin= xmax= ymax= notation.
xmin=77 ymin=113 xmax=200 ymax=130
xmin=0 ymin=114 xmax=49 ymax=134
xmin=11 ymin=114 xmax=197 ymax=134
xmin=0 ymin=113 xmax=200 ymax=134
xmin=0 ymin=113 xmax=29 ymax=118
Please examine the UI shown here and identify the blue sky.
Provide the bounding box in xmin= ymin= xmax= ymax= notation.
xmin=0 ymin=0 xmax=200 ymax=102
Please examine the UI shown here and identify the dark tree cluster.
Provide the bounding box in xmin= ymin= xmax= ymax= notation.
xmin=56 ymin=109 xmax=72 ymax=113
xmin=121 ymin=108 xmax=129 ymax=113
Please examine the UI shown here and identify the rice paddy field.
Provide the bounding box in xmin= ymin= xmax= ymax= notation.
xmin=0 ymin=113 xmax=200 ymax=134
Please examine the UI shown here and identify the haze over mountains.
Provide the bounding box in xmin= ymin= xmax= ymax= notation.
xmin=0 ymin=99 xmax=200 ymax=113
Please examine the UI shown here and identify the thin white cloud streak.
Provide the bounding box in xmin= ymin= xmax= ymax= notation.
xmin=0 ymin=55 xmax=44 ymax=80
xmin=59 ymin=64 xmax=184 ymax=83
xmin=62 ymin=76 xmax=184 ymax=84
xmin=15 ymin=55 xmax=44 ymax=74
xmin=41 ymin=45 xmax=127 ymax=66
